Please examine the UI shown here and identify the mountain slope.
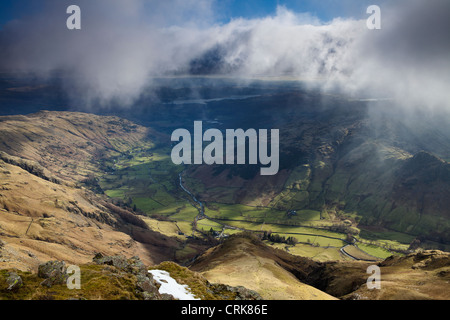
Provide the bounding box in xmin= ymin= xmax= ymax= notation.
xmin=176 ymin=91 xmax=450 ymax=245
xmin=190 ymin=233 xmax=450 ymax=300
xmin=341 ymin=250 xmax=450 ymax=300
xmin=189 ymin=233 xmax=337 ymax=300
xmin=0 ymin=110 xmax=161 ymax=183
xmin=0 ymin=112 xmax=181 ymax=271
xmin=0 ymin=155 xmax=182 ymax=271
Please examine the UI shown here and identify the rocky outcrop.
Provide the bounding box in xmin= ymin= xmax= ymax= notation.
xmin=0 ymin=151 xmax=61 ymax=185
xmin=38 ymin=261 xmax=68 ymax=288
xmin=92 ymin=253 xmax=174 ymax=300
xmin=208 ymin=284 xmax=262 ymax=300
xmin=379 ymin=250 xmax=450 ymax=270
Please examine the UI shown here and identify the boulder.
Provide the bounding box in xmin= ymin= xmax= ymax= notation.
xmin=93 ymin=253 xmax=128 ymax=270
xmin=6 ymin=272 xmax=23 ymax=291
xmin=92 ymin=254 xmax=174 ymax=300
xmin=38 ymin=261 xmax=68 ymax=287
xmin=210 ymin=283 xmax=262 ymax=300
xmin=126 ymin=256 xmax=148 ymax=276
xmin=135 ymin=273 xmax=167 ymax=300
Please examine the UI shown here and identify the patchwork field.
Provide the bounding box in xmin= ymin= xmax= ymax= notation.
xmin=95 ymin=145 xmax=412 ymax=262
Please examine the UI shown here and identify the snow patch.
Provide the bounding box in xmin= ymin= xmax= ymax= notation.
xmin=148 ymin=270 xmax=200 ymax=300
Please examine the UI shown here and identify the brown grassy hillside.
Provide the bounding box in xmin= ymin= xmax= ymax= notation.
xmin=190 ymin=233 xmax=450 ymax=300
xmin=0 ymin=112 xmax=179 ymax=271
xmin=189 ymin=233 xmax=337 ymax=300
xmin=0 ymin=158 xmax=183 ymax=271
xmin=0 ymin=111 xmax=160 ymax=183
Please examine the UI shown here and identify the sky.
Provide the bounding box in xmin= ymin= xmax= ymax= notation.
xmin=0 ymin=0 xmax=43 ymax=27
xmin=0 ymin=0 xmax=449 ymax=115
xmin=214 ymin=0 xmax=383 ymax=22
xmin=0 ymin=0 xmax=384 ymax=27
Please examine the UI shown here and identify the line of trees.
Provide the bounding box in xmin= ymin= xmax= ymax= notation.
xmin=262 ymin=231 xmax=298 ymax=246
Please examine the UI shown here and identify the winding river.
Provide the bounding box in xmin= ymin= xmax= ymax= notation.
xmin=179 ymin=170 xmax=204 ymax=217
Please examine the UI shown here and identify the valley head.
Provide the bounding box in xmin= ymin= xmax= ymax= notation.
xmin=171 ymin=121 xmax=280 ymax=176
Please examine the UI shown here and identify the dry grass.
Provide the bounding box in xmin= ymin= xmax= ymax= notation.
xmin=0 ymin=264 xmax=143 ymax=300
xmin=0 ymin=111 xmax=156 ymax=183
xmin=190 ymin=234 xmax=337 ymax=300
xmin=0 ymin=160 xmax=175 ymax=271
xmin=342 ymin=251 xmax=450 ymax=300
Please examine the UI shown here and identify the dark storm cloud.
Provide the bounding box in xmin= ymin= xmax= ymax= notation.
xmin=0 ymin=0 xmax=216 ymax=107
xmin=371 ymin=0 xmax=450 ymax=63
xmin=351 ymin=0 xmax=450 ymax=110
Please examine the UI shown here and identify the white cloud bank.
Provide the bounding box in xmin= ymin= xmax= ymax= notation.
xmin=0 ymin=0 xmax=449 ymax=113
